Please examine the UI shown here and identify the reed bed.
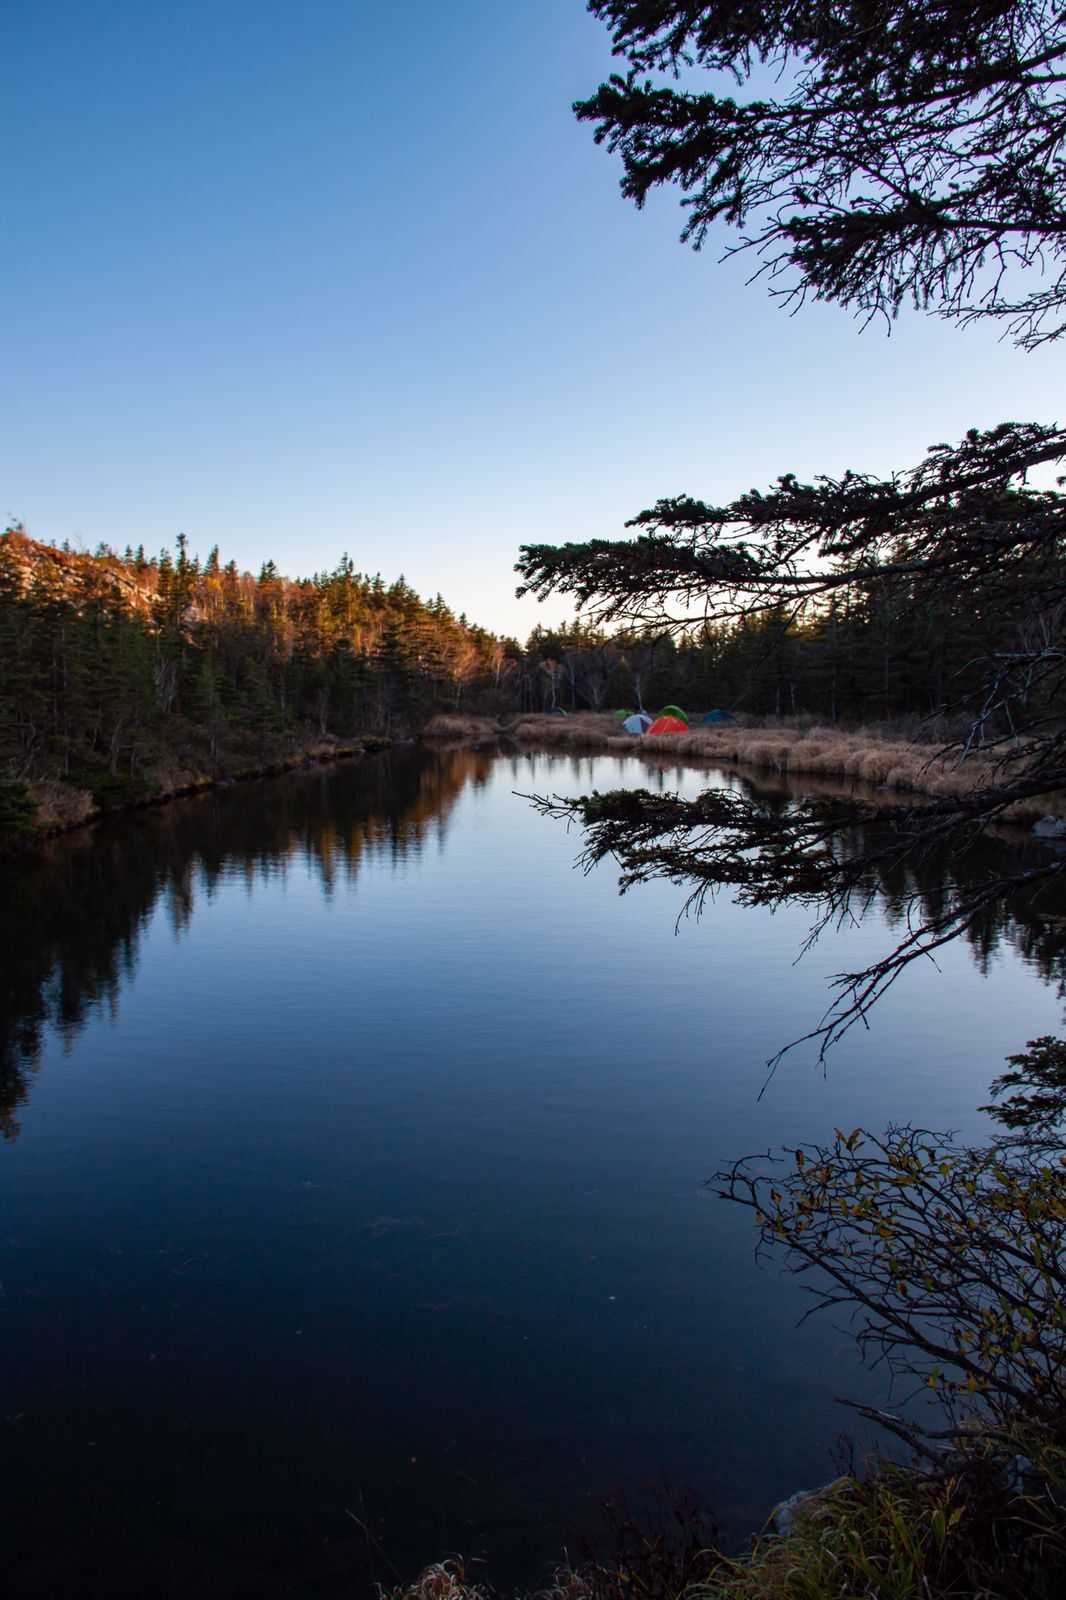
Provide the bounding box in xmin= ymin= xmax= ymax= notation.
xmin=422 ymin=713 xmax=499 ymax=740
xmin=27 ymin=778 xmax=95 ymax=830
xmin=509 ymin=713 xmax=616 ymax=750
xmin=423 ymin=711 xmax=620 ymax=748
xmin=422 ymin=712 xmax=1057 ymax=817
xmin=625 ymin=722 xmax=1033 ymax=806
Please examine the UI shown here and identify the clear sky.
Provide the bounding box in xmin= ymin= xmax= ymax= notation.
xmin=3 ymin=0 xmax=1062 ymax=639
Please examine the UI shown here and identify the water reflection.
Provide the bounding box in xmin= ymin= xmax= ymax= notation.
xmin=2 ymin=747 xmax=1064 ymax=1597
xmin=0 ymin=747 xmax=493 ymax=1138
xmin=4 ymin=745 xmax=1065 ymax=1145
xmin=724 ymin=763 xmax=1066 ymax=992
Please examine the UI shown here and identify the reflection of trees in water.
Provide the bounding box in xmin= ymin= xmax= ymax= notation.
xmin=3 ymin=746 xmax=1062 ymax=1141
xmin=728 ymin=764 xmax=1066 ymax=999
xmin=593 ymin=752 xmax=1066 ymax=1001
xmin=0 ymin=748 xmax=491 ymax=1139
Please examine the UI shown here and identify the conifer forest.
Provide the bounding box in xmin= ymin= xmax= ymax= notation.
xmin=2 ymin=514 xmax=1051 ymax=844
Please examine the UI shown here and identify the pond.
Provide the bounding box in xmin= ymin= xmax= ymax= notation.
xmin=2 ymin=746 xmax=1062 ymax=1597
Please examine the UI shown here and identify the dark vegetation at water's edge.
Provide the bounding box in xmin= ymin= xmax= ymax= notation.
xmin=4 ymin=517 xmax=1059 ymax=850
xmin=0 ymin=526 xmax=511 ymax=844
xmin=7 ymin=0 xmax=1066 ymax=1583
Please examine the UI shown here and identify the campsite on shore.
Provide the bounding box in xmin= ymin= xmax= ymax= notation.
xmin=7 ymin=0 xmax=1066 ymax=1594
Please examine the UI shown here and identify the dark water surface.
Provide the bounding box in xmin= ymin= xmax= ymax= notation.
xmin=2 ymin=747 xmax=1062 ymax=1597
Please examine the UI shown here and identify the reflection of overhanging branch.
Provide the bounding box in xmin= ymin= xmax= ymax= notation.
xmin=519 ymin=423 xmax=1066 ymax=1058
xmin=527 ymin=778 xmax=1066 ymax=1067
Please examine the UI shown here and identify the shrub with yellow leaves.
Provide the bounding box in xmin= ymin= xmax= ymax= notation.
xmin=718 ymin=1126 xmax=1066 ymax=1444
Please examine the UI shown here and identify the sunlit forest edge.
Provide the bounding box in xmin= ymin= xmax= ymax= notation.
xmin=2 ymin=524 xmax=1051 ymax=848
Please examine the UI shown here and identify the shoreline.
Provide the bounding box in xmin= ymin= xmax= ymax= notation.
xmin=423 ymin=711 xmax=1064 ymax=823
xmin=6 ymin=713 xmax=1058 ymax=1594
xmin=0 ymin=734 xmax=398 ymax=856
xmin=8 ymin=708 xmax=1060 ymax=858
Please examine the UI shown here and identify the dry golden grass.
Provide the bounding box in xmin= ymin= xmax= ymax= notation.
xmin=508 ymin=713 xmax=616 ymax=749
xmin=425 ymin=711 xmax=1058 ymax=818
xmin=423 ymin=713 xmax=499 ymax=740
xmin=391 ymin=1563 xmax=494 ymax=1600
xmin=28 ymin=779 xmax=94 ymax=829
xmin=617 ymin=721 xmax=1055 ymax=815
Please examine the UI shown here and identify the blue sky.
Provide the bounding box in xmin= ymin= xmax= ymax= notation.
xmin=3 ymin=0 xmax=1062 ymax=638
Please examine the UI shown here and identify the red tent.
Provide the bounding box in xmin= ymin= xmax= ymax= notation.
xmin=646 ymin=715 xmax=687 ymax=736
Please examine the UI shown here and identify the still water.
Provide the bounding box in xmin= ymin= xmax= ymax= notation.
xmin=2 ymin=746 xmax=1062 ymax=1597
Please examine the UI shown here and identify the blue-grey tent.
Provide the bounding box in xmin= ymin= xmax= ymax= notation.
xmin=701 ymin=709 xmax=733 ymax=724
xmin=621 ymin=712 xmax=653 ymax=734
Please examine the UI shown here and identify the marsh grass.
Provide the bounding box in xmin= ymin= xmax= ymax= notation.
xmin=423 ymin=714 xmax=498 ymax=740
xmin=424 ymin=712 xmax=1059 ymax=815
xmin=512 ymin=714 xmax=617 ymax=750
xmin=615 ymin=722 xmax=1035 ymax=809
xmin=707 ymin=1470 xmax=975 ymax=1600
xmin=423 ymin=712 xmax=619 ymax=749
xmin=27 ymin=778 xmax=95 ymax=830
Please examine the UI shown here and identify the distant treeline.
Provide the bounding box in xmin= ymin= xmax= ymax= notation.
xmin=528 ymin=577 xmax=1032 ymax=727
xmin=0 ymin=527 xmax=518 ymax=829
xmin=0 ymin=525 xmax=1039 ymax=837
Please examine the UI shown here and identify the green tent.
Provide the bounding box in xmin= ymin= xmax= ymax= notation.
xmin=659 ymin=704 xmax=689 ymax=724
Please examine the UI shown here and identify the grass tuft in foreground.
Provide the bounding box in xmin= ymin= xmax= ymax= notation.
xmin=389 ymin=1449 xmax=1065 ymax=1600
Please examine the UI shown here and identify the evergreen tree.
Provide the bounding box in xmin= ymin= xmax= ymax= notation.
xmin=577 ymin=1 xmax=1066 ymax=348
xmin=516 ymin=0 xmax=1066 ymax=1046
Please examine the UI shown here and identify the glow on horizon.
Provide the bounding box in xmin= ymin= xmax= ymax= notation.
xmin=3 ymin=0 xmax=1062 ymax=640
